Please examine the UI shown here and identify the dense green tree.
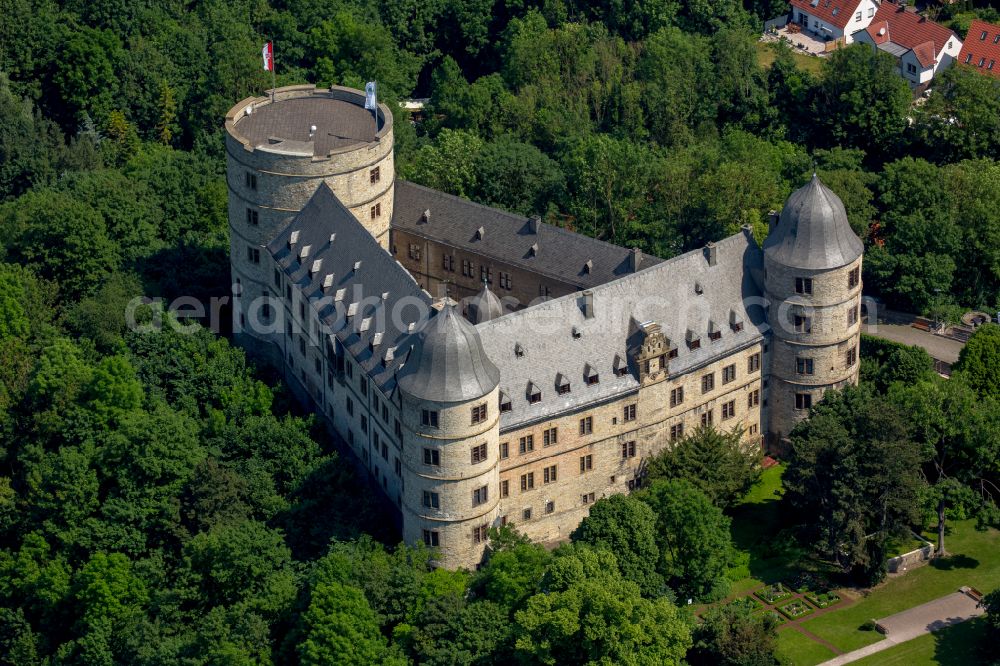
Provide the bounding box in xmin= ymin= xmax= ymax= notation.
xmin=912 ymin=65 xmax=1000 ymax=163
xmin=471 ymin=135 xmax=565 ymax=216
xmin=809 ymin=45 xmax=912 ymax=158
xmin=51 ymin=26 xmax=122 ymax=126
xmin=475 ymin=541 xmax=550 ymax=611
xmin=405 ymin=129 xmax=484 ymax=197
xmin=298 ymin=579 xmax=390 ymax=666
xmin=0 ymin=73 xmax=64 ymax=201
xmin=767 ymin=42 xmax=817 ymax=140
xmin=712 ymin=29 xmax=773 ymax=132
xmin=954 ymin=324 xmax=1000 ymax=400
xmin=646 ymin=426 xmax=760 ymax=508
xmin=570 ymin=493 xmax=663 ymax=596
xmin=569 ymin=0 xmax=679 ymax=41
xmin=640 ymin=479 xmax=734 ymax=600
xmin=688 ymin=600 xmax=780 ymax=666
xmin=985 ymin=588 xmax=1000 ymax=644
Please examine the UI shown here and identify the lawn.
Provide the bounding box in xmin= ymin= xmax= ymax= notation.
xmin=850 ymin=617 xmax=987 ymax=666
xmin=775 ymin=628 xmax=836 ymax=666
xmin=799 ymin=519 xmax=1000 ymax=655
xmin=754 ymin=41 xmax=824 ymax=75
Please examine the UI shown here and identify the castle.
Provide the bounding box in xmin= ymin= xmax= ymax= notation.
xmin=225 ymin=85 xmax=864 ymax=569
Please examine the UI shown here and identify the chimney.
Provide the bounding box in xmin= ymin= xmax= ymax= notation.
xmin=528 ymin=215 xmax=540 ymax=233
xmin=581 ymin=290 xmax=595 ymax=319
xmin=705 ymin=242 xmax=718 ymax=267
xmin=629 ymin=247 xmax=643 ymax=273
xmin=768 ymin=210 xmax=780 ymax=231
xmin=421 ymin=209 xmax=431 ymax=223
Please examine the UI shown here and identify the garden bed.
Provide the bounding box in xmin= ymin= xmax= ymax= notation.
xmin=806 ymin=591 xmax=841 ymax=609
xmin=777 ymin=599 xmax=815 ymax=620
xmin=754 ymin=582 xmax=792 ymax=605
xmin=729 ymin=596 xmax=763 ymax=611
xmin=756 ymin=608 xmax=787 ymax=625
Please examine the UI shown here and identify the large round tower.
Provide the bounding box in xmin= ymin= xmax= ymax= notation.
xmin=764 ymin=175 xmax=864 ymax=440
xmin=397 ymin=305 xmax=502 ymax=569
xmin=224 ymin=84 xmax=394 ymax=357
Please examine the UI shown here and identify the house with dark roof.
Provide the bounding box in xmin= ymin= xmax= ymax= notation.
xmin=958 ymin=20 xmax=1000 ymax=77
xmin=852 ymin=1 xmax=962 ymax=85
xmin=788 ymin=0 xmax=881 ymax=44
xmin=225 ymin=85 xmax=865 ymax=569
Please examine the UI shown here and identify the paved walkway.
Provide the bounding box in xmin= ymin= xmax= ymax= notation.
xmin=863 ymin=322 xmax=965 ymax=364
xmin=816 ymin=590 xmax=985 ymax=666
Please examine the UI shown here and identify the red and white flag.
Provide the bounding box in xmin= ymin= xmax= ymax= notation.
xmin=262 ymin=42 xmax=274 ymax=72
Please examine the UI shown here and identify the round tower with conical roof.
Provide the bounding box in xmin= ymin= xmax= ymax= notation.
xmin=397 ymin=304 xmax=502 ymax=569
xmin=764 ymin=175 xmax=864 ymax=440
xmin=466 ymin=282 xmax=505 ymax=324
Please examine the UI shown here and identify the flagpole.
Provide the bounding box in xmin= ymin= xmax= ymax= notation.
xmin=271 ymin=40 xmax=276 ymax=104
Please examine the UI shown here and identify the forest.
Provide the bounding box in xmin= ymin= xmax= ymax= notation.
xmin=1 ymin=0 xmax=1000 ymax=663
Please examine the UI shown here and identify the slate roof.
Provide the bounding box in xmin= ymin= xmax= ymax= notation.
xmin=267 ymin=184 xmax=432 ymax=392
xmin=396 ymin=304 xmax=501 ymax=403
xmin=860 ymin=3 xmax=958 ymax=67
xmin=468 ymin=284 xmax=506 ymax=324
xmin=958 ymin=20 xmax=1000 ymax=76
xmin=232 ymin=94 xmax=379 ymax=157
xmin=763 ymin=175 xmax=864 ymax=271
xmin=476 ymin=229 xmax=768 ymax=431
xmin=392 ymin=180 xmax=662 ymax=289
xmin=789 ymin=0 xmax=864 ymax=30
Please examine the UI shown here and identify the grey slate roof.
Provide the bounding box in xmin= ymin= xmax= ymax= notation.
xmin=267 ymin=184 xmax=431 ymax=392
xmin=763 ymin=175 xmax=864 ymax=270
xmin=397 ymin=304 xmax=501 ymax=403
xmin=476 ymin=229 xmax=768 ymax=430
xmin=233 ymin=96 xmax=377 ymax=156
xmin=393 ymin=180 xmax=662 ymax=289
xmin=467 ymin=284 xmax=505 ymax=324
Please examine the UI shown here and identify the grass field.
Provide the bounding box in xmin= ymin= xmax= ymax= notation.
xmin=850 ymin=617 xmax=987 ymax=666
xmin=776 ymin=628 xmax=837 ymax=666
xmin=755 ymin=41 xmax=825 ymax=75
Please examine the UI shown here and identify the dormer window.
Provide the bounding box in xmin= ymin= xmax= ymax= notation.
xmin=556 ymin=374 xmax=571 ymax=395
xmin=528 ymin=382 xmax=541 ymax=404
xmin=515 ymin=343 xmax=524 ymax=358
xmin=499 ymin=392 xmax=512 ymax=413
xmin=708 ymin=321 xmax=721 ymax=341
xmin=585 ymin=364 xmax=600 ymax=386
xmin=572 ymin=327 xmax=581 ymax=339
xmin=686 ymin=330 xmax=700 ymax=350
xmin=613 ymin=355 xmax=628 ymax=377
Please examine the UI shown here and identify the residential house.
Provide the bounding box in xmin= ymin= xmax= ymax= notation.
xmin=852 ymin=1 xmax=962 ymax=85
xmin=957 ymin=20 xmax=1000 ymax=77
xmin=788 ymin=0 xmax=881 ymax=44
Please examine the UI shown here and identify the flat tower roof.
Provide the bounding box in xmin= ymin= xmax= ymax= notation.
xmin=227 ymin=85 xmax=389 ymax=157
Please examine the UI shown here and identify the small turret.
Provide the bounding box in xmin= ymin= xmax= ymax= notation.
xmin=466 ymin=283 xmax=505 ymax=324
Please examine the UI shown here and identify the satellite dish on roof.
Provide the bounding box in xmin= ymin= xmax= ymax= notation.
xmin=878 ymin=27 xmax=886 ymax=35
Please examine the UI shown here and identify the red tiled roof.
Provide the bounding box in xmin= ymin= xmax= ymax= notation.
xmin=958 ymin=20 xmax=1000 ymax=78
xmin=789 ymin=0 xmax=863 ymax=30
xmin=862 ymin=2 xmax=958 ymax=63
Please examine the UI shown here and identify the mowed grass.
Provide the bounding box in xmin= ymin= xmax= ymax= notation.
xmin=800 ymin=520 xmax=1000 ymax=655
xmin=775 ymin=628 xmax=837 ymax=666
xmin=755 ymin=41 xmax=825 ymax=75
xmin=851 ymin=617 xmax=987 ymax=666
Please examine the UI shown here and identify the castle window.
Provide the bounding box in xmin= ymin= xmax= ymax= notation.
xmin=471 ymin=403 xmax=487 ymax=425
xmin=442 ymin=254 xmax=455 ymax=272
xmin=670 ymin=387 xmax=684 ymax=407
xmin=422 ymin=530 xmax=439 ymax=547
xmin=794 ymin=315 xmax=812 ymax=333
xmin=579 ymin=416 xmax=593 ymax=435
xmin=422 ymin=448 xmax=440 ymax=466
xmin=627 ymin=478 xmax=640 ymax=491
xmin=543 ymin=465 xmax=557 ymax=484
xmin=623 ymin=404 xmax=636 ymax=422
xmin=848 ymin=267 xmax=860 ymax=289
xmin=370 ymin=166 xmax=380 ymax=184
xmin=701 ymin=373 xmax=715 ymax=393
xmin=360 ymin=415 xmax=368 ymax=434
xmin=421 ymin=409 xmax=439 ymax=428
xmin=246 ymin=208 xmax=258 ymax=226
xmin=748 ymin=389 xmax=760 ymax=408
xmin=471 ymin=442 xmax=487 ymax=464
xmin=408 ymin=244 xmax=421 ymax=261
xmin=286 ymin=284 xmax=292 ymax=300
xmin=521 ymin=472 xmax=534 ymax=491
xmin=480 ymin=265 xmax=493 ymax=284
xmin=359 ymin=376 xmax=368 ymax=397
xmin=346 ymin=397 xmax=353 ymax=416
xmin=422 ymin=491 xmax=439 ymax=509
xmin=846 ymin=346 xmax=858 ymax=367
xmin=522 ymin=508 xmax=532 ymax=521
xmin=543 ymin=427 xmax=558 ymax=447
xmin=722 ymin=364 xmax=737 ymax=384
xmin=539 ymin=284 xmax=551 ymax=298
xmin=499 ymin=272 xmax=511 ymax=290
xmin=796 ymin=358 xmax=815 ymax=375
xmin=501 ymin=480 xmax=509 ymax=497
xmin=519 ymin=435 xmax=534 ymax=454
xmin=473 ymin=524 xmax=488 ymax=544
xmin=462 ymin=259 xmax=474 ymax=277
xmin=795 ymin=393 xmax=812 ymax=410
xmin=381 ymin=441 xmax=388 ymax=460
xmin=621 ymin=440 xmax=636 ymax=459
xmin=314 ymin=358 xmax=321 ymax=375
xmin=848 ymin=305 xmax=859 ymax=326
xmin=702 ymin=410 xmax=713 ymax=426
xmin=500 ymin=442 xmax=509 ymax=459
xmin=668 ymin=348 xmax=679 ymax=359
xmin=580 ymin=454 xmax=593 ymax=472
xmin=370 ymin=203 xmax=381 ymax=219
xmin=795 ymin=277 xmax=813 ymax=295
xmin=395 ymin=419 xmax=402 ymax=439
xmin=382 ymin=403 xmax=389 ymax=423
xmin=273 ymin=269 xmax=281 ymax=288
xmin=748 ymin=352 xmax=761 ymax=373
xmin=545 ymin=500 xmax=555 ymax=514
xmin=346 ymin=361 xmax=354 ymax=379
xmin=670 ymin=423 xmax=684 ymax=441
xmin=394 ymin=457 xmax=401 ymax=476
xmin=245 ymin=172 xmax=257 ymax=190
xmin=247 ymin=247 xmax=260 ymax=264
xmin=582 ymin=492 xmax=595 ymax=504
xmin=299 ymin=301 xmax=306 ymax=321
xmin=472 ymin=485 xmax=489 ymax=506
xmin=722 ymin=400 xmax=736 ymax=420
